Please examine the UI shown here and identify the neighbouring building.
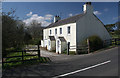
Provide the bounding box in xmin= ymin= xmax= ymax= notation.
xmin=41 ymin=2 xmax=111 ymax=54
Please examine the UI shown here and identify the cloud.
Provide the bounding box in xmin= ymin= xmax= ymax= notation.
xmin=104 ymin=8 xmax=109 ymax=12
xmin=68 ymin=13 xmax=73 ymax=17
xmin=23 ymin=13 xmax=53 ymax=27
xmin=26 ymin=12 xmax=32 ymax=16
xmin=44 ymin=14 xmax=53 ymax=20
xmin=93 ymin=11 xmax=102 ymax=15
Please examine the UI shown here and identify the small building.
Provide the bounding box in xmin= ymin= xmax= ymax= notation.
xmin=47 ymin=36 xmax=56 ymax=51
xmin=41 ymin=2 xmax=111 ymax=54
xmin=56 ymin=37 xmax=67 ymax=54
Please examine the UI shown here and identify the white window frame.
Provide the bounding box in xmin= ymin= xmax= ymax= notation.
xmin=50 ymin=29 xmax=52 ymax=34
xmin=60 ymin=28 xmax=62 ymax=34
xmin=55 ymin=28 xmax=57 ymax=34
xmin=67 ymin=26 xmax=70 ymax=34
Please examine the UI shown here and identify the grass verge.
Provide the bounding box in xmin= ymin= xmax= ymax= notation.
xmin=62 ymin=50 xmax=76 ymax=55
xmin=3 ymin=52 xmax=50 ymax=69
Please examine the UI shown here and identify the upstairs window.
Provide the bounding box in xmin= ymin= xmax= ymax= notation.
xmin=50 ymin=30 xmax=52 ymax=34
xmin=55 ymin=28 xmax=57 ymax=34
xmin=60 ymin=28 xmax=62 ymax=34
xmin=67 ymin=26 xmax=70 ymax=34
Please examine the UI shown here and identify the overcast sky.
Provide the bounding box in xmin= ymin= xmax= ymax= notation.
xmin=2 ymin=2 xmax=118 ymax=26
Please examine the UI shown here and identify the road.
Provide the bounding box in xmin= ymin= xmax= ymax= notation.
xmin=2 ymin=47 xmax=119 ymax=78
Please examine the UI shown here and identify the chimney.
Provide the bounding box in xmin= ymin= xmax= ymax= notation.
xmin=54 ymin=15 xmax=61 ymax=23
xmin=83 ymin=2 xmax=93 ymax=14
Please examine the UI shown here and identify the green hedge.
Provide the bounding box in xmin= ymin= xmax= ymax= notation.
xmin=88 ymin=35 xmax=103 ymax=52
xmin=81 ymin=35 xmax=103 ymax=52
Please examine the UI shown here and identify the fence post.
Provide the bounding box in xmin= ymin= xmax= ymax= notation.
xmin=87 ymin=38 xmax=90 ymax=54
xmin=38 ymin=43 xmax=40 ymax=59
xmin=22 ymin=51 xmax=24 ymax=64
xmin=115 ymin=38 xmax=117 ymax=45
xmin=2 ymin=56 xmax=4 ymax=69
xmin=67 ymin=42 xmax=70 ymax=55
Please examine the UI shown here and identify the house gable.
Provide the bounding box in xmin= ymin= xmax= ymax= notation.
xmin=76 ymin=13 xmax=111 ymax=44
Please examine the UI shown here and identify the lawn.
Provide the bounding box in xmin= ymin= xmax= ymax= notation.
xmin=3 ymin=52 xmax=50 ymax=69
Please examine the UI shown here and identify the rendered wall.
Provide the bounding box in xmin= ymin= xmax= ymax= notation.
xmin=76 ymin=13 xmax=111 ymax=45
xmin=44 ymin=23 xmax=76 ymax=51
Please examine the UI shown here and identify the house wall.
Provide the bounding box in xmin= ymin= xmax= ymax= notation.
xmin=47 ymin=39 xmax=55 ymax=51
xmin=56 ymin=39 xmax=60 ymax=53
xmin=44 ymin=23 xmax=76 ymax=51
xmin=51 ymin=41 xmax=56 ymax=51
xmin=41 ymin=40 xmax=44 ymax=47
xmin=47 ymin=39 xmax=51 ymax=50
xmin=76 ymin=13 xmax=111 ymax=46
xmin=56 ymin=39 xmax=67 ymax=54
xmin=43 ymin=29 xmax=49 ymax=47
xmin=61 ymin=42 xmax=67 ymax=53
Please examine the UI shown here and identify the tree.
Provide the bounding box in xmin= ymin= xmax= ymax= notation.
xmin=114 ymin=21 xmax=120 ymax=36
xmin=105 ymin=24 xmax=115 ymax=32
xmin=24 ymin=31 xmax=32 ymax=45
xmin=2 ymin=10 xmax=25 ymax=56
xmin=26 ymin=20 xmax=43 ymax=44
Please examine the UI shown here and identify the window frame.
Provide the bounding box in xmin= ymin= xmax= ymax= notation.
xmin=67 ymin=26 xmax=70 ymax=34
xmin=60 ymin=28 xmax=62 ymax=34
xmin=50 ymin=29 xmax=52 ymax=34
xmin=55 ymin=28 xmax=57 ymax=34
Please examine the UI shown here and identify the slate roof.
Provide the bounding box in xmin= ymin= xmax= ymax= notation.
xmin=49 ymin=36 xmax=55 ymax=41
xmin=58 ymin=37 xmax=66 ymax=42
xmin=45 ymin=13 xmax=85 ymax=28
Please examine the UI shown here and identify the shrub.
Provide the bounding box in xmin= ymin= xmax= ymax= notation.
xmin=80 ymin=35 xmax=103 ymax=52
xmin=88 ymin=35 xmax=103 ymax=52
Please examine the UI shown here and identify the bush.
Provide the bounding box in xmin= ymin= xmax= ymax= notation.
xmin=80 ymin=35 xmax=103 ymax=52
xmin=88 ymin=35 xmax=103 ymax=52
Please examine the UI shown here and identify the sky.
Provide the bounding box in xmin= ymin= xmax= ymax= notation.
xmin=2 ymin=2 xmax=119 ymax=27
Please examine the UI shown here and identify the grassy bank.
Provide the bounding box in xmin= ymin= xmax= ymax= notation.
xmin=62 ymin=50 xmax=76 ymax=55
xmin=3 ymin=52 xmax=50 ymax=69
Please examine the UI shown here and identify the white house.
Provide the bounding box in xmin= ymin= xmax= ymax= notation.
xmin=41 ymin=2 xmax=111 ymax=54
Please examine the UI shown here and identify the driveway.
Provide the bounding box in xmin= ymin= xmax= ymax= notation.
xmin=40 ymin=49 xmax=90 ymax=63
xmin=40 ymin=49 xmax=60 ymax=57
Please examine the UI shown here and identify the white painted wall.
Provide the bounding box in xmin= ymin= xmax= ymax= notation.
xmin=76 ymin=13 xmax=111 ymax=45
xmin=56 ymin=39 xmax=60 ymax=53
xmin=47 ymin=39 xmax=55 ymax=51
xmin=47 ymin=39 xmax=51 ymax=50
xmin=44 ymin=23 xmax=76 ymax=51
xmin=51 ymin=41 xmax=56 ymax=51
xmin=56 ymin=39 xmax=67 ymax=54
xmin=41 ymin=40 xmax=44 ymax=47
xmin=61 ymin=41 xmax=67 ymax=53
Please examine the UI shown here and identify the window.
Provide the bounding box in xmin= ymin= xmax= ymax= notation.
xmin=67 ymin=26 xmax=70 ymax=34
xmin=55 ymin=28 xmax=57 ymax=34
xmin=50 ymin=30 xmax=52 ymax=34
xmin=60 ymin=28 xmax=62 ymax=34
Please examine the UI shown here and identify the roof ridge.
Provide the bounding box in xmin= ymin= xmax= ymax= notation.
xmin=58 ymin=13 xmax=84 ymax=22
xmin=45 ymin=13 xmax=85 ymax=28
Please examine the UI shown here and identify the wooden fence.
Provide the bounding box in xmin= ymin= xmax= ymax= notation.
xmin=67 ymin=38 xmax=120 ymax=55
xmin=2 ymin=44 xmax=40 ymax=67
xmin=67 ymin=43 xmax=89 ymax=55
xmin=103 ymin=38 xmax=120 ymax=46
